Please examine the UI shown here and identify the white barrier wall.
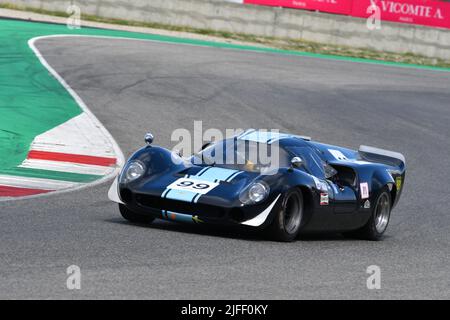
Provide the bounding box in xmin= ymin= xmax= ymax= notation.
xmin=2 ymin=0 xmax=449 ymax=60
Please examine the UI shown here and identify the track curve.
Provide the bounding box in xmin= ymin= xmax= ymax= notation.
xmin=1 ymin=36 xmax=449 ymax=299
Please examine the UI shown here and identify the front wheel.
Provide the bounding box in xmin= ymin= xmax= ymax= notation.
xmin=267 ymin=189 xmax=303 ymax=242
xmin=345 ymin=188 xmax=391 ymax=241
xmin=119 ymin=204 xmax=155 ymax=224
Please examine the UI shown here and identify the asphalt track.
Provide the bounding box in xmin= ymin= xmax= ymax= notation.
xmin=1 ymin=36 xmax=449 ymax=299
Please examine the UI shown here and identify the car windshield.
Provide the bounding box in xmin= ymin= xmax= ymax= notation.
xmin=193 ymin=139 xmax=290 ymax=173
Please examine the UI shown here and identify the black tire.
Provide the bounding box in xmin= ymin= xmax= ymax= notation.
xmin=119 ymin=204 xmax=155 ymax=224
xmin=267 ymin=189 xmax=304 ymax=242
xmin=345 ymin=187 xmax=391 ymax=241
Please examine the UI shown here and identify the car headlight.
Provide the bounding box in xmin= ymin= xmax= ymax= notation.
xmin=120 ymin=161 xmax=146 ymax=183
xmin=240 ymin=182 xmax=269 ymax=204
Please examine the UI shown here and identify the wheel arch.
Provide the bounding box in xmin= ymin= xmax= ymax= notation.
xmin=296 ymin=185 xmax=314 ymax=227
xmin=389 ymin=184 xmax=397 ymax=208
xmin=369 ymin=168 xmax=395 ymax=204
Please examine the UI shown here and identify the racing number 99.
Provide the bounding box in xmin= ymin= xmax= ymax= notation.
xmin=177 ymin=180 xmax=210 ymax=190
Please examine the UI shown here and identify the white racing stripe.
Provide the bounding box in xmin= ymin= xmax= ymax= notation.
xmin=19 ymin=159 xmax=114 ymax=176
xmin=0 ymin=175 xmax=80 ymax=191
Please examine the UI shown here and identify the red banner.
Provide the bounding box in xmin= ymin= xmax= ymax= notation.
xmin=244 ymin=0 xmax=353 ymax=15
xmin=351 ymin=0 xmax=450 ymax=29
xmin=244 ymin=0 xmax=450 ymax=29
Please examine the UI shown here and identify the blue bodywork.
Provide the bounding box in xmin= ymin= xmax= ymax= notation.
xmin=110 ymin=130 xmax=406 ymax=233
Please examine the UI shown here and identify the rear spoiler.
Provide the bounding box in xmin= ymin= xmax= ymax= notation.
xmin=359 ymin=145 xmax=406 ymax=169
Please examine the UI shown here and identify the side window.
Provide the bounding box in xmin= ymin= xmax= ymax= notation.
xmin=287 ymin=147 xmax=326 ymax=179
xmin=305 ymin=150 xmax=326 ymax=179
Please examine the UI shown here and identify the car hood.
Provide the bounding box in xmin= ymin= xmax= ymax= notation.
xmin=131 ymin=165 xmax=271 ymax=207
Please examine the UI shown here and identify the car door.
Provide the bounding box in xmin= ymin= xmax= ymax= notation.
xmin=302 ymin=146 xmax=358 ymax=214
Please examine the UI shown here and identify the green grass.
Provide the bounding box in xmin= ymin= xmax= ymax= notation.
xmin=1 ymin=2 xmax=450 ymax=68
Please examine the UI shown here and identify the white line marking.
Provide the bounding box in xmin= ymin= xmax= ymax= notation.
xmin=28 ymin=113 xmax=118 ymax=158
xmin=19 ymin=159 xmax=114 ymax=176
xmin=0 ymin=175 xmax=80 ymax=191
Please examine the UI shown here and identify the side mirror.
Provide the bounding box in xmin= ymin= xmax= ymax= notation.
xmin=145 ymin=132 xmax=154 ymax=146
xmin=291 ymin=157 xmax=304 ymax=168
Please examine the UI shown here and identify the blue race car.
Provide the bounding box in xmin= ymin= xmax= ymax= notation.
xmin=109 ymin=130 xmax=406 ymax=241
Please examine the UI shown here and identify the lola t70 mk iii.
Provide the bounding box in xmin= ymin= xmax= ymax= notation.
xmin=108 ymin=130 xmax=406 ymax=241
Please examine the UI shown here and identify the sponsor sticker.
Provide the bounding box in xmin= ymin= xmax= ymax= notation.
xmin=328 ymin=149 xmax=348 ymax=161
xmin=166 ymin=178 xmax=219 ymax=195
xmin=396 ymin=176 xmax=402 ymax=191
xmin=320 ymin=193 xmax=329 ymax=205
xmin=192 ymin=215 xmax=204 ymax=224
xmin=360 ymin=182 xmax=369 ymax=199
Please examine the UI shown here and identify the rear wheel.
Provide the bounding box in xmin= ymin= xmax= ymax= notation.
xmin=345 ymin=187 xmax=391 ymax=241
xmin=119 ymin=204 xmax=155 ymax=224
xmin=268 ymin=189 xmax=303 ymax=242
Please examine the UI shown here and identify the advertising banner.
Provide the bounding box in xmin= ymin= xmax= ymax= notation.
xmin=351 ymin=0 xmax=450 ymax=29
xmin=244 ymin=0 xmax=353 ymax=15
xmin=244 ymin=0 xmax=450 ymax=29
